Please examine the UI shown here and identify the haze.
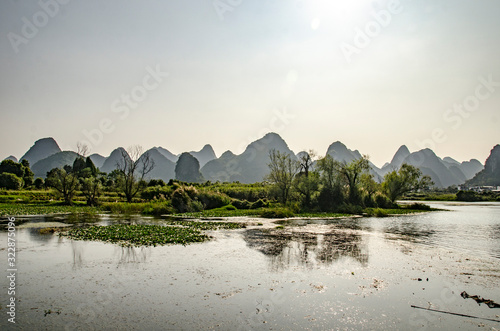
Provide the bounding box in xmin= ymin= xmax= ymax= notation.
xmin=1 ymin=0 xmax=499 ymax=167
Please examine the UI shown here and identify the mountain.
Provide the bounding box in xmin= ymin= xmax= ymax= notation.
xmin=189 ymin=144 xmax=216 ymax=167
xmin=3 ymin=156 xmax=18 ymax=163
xmin=89 ymin=153 xmax=106 ymax=169
xmin=201 ymin=132 xmax=295 ymax=183
xmin=20 ymin=137 xmax=61 ymax=166
xmin=31 ymin=151 xmax=79 ymax=178
xmin=402 ymin=149 xmax=468 ymax=188
xmin=141 ymin=148 xmax=175 ymax=182
xmin=154 ymin=147 xmax=178 ymax=163
xmin=325 ymin=141 xmax=382 ymax=181
xmin=466 ymin=144 xmax=500 ymax=186
xmin=459 ymin=159 xmax=483 ymax=180
xmin=100 ymin=148 xmax=129 ymax=174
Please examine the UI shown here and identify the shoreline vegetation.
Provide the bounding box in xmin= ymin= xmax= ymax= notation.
xmin=1 ymin=154 xmax=497 ymax=247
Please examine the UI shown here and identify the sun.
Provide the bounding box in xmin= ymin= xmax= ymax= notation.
xmin=300 ymin=0 xmax=374 ymax=29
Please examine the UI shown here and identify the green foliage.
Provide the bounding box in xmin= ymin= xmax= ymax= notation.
xmin=365 ymin=208 xmax=388 ymax=217
xmin=141 ymin=185 xmax=173 ymax=201
xmin=34 ymin=177 xmax=45 ymax=189
xmin=148 ymin=179 xmax=166 ymax=187
xmin=171 ymin=186 xmax=203 ymax=213
xmin=260 ymin=207 xmax=295 ymax=218
xmin=382 ymin=163 xmax=433 ymax=202
xmin=61 ymin=224 xmax=209 ymax=247
xmin=45 ymin=168 xmax=79 ymax=205
xmin=456 ymin=190 xmax=482 ymax=202
xmin=0 ymin=173 xmax=23 ymax=190
xmin=0 ymin=203 xmax=100 ymax=216
xmin=403 ymin=202 xmax=431 ymax=211
xmin=375 ymin=193 xmax=395 ymax=209
xmin=0 ymin=159 xmax=34 ymax=188
xmin=266 ymin=150 xmax=300 ymax=204
xmin=0 ymin=160 xmax=24 ymax=177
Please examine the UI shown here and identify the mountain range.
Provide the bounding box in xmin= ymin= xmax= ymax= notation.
xmin=5 ymin=134 xmax=491 ymax=188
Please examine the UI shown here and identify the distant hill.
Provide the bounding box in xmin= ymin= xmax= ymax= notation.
xmin=31 ymin=151 xmax=79 ymax=178
xmin=89 ymin=153 xmax=106 ymax=169
xmin=141 ymin=148 xmax=175 ymax=182
xmin=189 ymin=144 xmax=216 ymax=167
xmin=201 ymin=133 xmax=295 ymax=183
xmin=466 ymin=144 xmax=500 ymax=186
xmin=325 ymin=141 xmax=382 ymax=181
xmin=380 ymin=145 xmax=410 ymax=175
xmin=100 ymin=148 xmax=129 ymax=174
xmin=154 ymin=147 xmax=178 ymax=163
xmin=20 ymin=138 xmax=61 ymax=165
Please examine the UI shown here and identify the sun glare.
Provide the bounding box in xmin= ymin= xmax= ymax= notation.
xmin=301 ymin=0 xmax=374 ymax=29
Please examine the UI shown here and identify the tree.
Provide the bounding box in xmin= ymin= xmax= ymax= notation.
xmin=360 ymin=173 xmax=380 ymax=206
xmin=175 ymin=153 xmax=204 ymax=183
xmin=266 ymin=149 xmax=299 ymax=204
xmin=116 ymin=146 xmax=155 ymax=203
xmin=382 ymin=163 xmax=433 ymax=203
xmin=81 ymin=175 xmax=103 ymax=206
xmin=316 ymin=155 xmax=345 ymax=211
xmin=20 ymin=159 xmax=34 ymax=187
xmin=338 ymin=156 xmax=370 ymax=205
xmin=0 ymin=173 xmax=23 ymax=190
xmin=34 ymin=177 xmax=45 ymax=189
xmin=294 ymin=151 xmax=319 ymax=208
xmin=45 ymin=167 xmax=79 ymax=205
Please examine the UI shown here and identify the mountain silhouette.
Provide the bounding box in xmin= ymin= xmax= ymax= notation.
xmin=20 ymin=138 xmax=61 ymax=166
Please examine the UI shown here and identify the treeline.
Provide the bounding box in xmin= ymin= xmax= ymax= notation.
xmin=0 ymin=148 xmax=434 ymax=213
xmin=263 ymin=150 xmax=433 ymax=213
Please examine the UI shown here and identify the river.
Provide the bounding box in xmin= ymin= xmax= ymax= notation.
xmin=1 ymin=201 xmax=499 ymax=330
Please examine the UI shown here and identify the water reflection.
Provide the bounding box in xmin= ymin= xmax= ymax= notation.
xmin=383 ymin=220 xmax=436 ymax=243
xmin=115 ymin=246 xmax=151 ymax=264
xmin=244 ymin=229 xmax=368 ymax=271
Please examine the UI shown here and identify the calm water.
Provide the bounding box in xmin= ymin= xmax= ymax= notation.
xmin=1 ymin=202 xmax=499 ymax=330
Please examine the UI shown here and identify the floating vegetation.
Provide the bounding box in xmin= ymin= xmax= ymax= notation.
xmin=0 ymin=203 xmax=100 ymax=217
xmin=60 ymin=221 xmax=244 ymax=247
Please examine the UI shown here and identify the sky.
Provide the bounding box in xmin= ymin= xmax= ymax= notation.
xmin=1 ymin=0 xmax=499 ymax=168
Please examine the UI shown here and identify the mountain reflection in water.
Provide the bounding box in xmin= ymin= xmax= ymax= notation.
xmin=244 ymin=229 xmax=368 ymax=271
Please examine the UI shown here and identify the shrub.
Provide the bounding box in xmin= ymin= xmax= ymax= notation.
xmin=375 ymin=193 xmax=394 ymax=209
xmin=338 ymin=203 xmax=364 ymax=215
xmin=0 ymin=173 xmax=23 ymax=190
xmin=260 ymin=208 xmax=295 ymax=218
xmin=404 ymin=202 xmax=431 ymax=211
xmin=365 ymin=208 xmax=388 ymax=217
xmin=141 ymin=185 xmax=173 ymax=201
xmin=250 ymin=199 xmax=268 ymax=209
xmin=34 ymin=177 xmax=45 ymax=189
xmin=231 ymin=199 xmax=251 ymax=210
xmin=197 ymin=189 xmax=231 ymax=209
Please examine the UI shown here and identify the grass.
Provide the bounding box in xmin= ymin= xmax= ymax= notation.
xmin=59 ymin=221 xmax=245 ymax=247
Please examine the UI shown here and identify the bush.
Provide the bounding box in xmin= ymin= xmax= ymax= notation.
xmin=231 ymin=199 xmax=251 ymax=210
xmin=34 ymin=177 xmax=45 ymax=189
xmin=338 ymin=203 xmax=364 ymax=215
xmin=197 ymin=189 xmax=231 ymax=210
xmin=260 ymin=208 xmax=295 ymax=218
xmin=318 ymin=186 xmax=344 ymax=212
xmin=375 ymin=194 xmax=394 ymax=209
xmin=250 ymin=199 xmax=268 ymax=209
xmin=404 ymin=202 xmax=431 ymax=211
xmin=141 ymin=185 xmax=173 ymax=201
xmin=365 ymin=208 xmax=388 ymax=217
xmin=0 ymin=173 xmax=23 ymax=190
xmin=141 ymin=202 xmax=175 ymax=216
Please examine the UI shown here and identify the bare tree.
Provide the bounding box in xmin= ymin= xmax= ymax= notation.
xmin=266 ymin=149 xmax=300 ymax=204
xmin=116 ymin=146 xmax=155 ymax=203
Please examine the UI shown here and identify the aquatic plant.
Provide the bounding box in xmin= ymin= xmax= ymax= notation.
xmin=60 ymin=221 xmax=244 ymax=247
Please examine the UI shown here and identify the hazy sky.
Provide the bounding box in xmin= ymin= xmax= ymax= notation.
xmin=1 ymin=0 xmax=499 ymax=167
